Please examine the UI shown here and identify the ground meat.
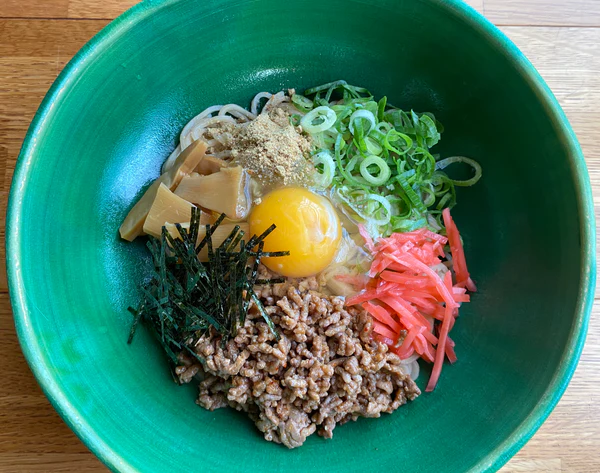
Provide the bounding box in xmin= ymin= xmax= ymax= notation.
xmin=176 ymin=276 xmax=420 ymax=449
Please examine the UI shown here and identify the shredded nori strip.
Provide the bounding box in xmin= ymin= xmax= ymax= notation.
xmin=127 ymin=209 xmax=288 ymax=370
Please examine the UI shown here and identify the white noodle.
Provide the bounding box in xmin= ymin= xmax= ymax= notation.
xmin=409 ymin=360 xmax=420 ymax=380
xmin=251 ymin=92 xmax=272 ymax=115
xmin=181 ymin=116 xmax=237 ymax=150
xmin=162 ymin=90 xmax=298 ymax=174
xmin=399 ymin=353 xmax=421 ymax=365
xmin=189 ymin=126 xmax=205 ymax=143
xmin=219 ymin=104 xmax=256 ymax=121
xmin=262 ymin=91 xmax=288 ymax=113
xmin=430 ymin=262 xmax=449 ymax=279
xmin=179 ymin=105 xmax=224 ymax=140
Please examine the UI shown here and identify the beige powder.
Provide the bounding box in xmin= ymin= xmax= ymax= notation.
xmin=231 ymin=109 xmax=312 ymax=186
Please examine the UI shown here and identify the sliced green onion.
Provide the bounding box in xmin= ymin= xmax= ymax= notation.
xmin=300 ymin=106 xmax=337 ymax=133
xmin=376 ymin=121 xmax=393 ymax=133
xmin=335 ymin=112 xmax=353 ymax=134
xmin=365 ymin=194 xmax=392 ymax=225
xmin=363 ymin=101 xmax=379 ymax=116
xmin=386 ymin=194 xmax=411 ymax=218
xmin=435 ymin=156 xmax=482 ymax=187
xmin=297 ymin=81 xmax=482 ymax=236
xmin=310 ymin=132 xmax=326 ymax=150
xmin=342 ymin=83 xmax=372 ymax=97
xmin=420 ymin=182 xmax=436 ymax=207
xmin=334 ymin=136 xmax=367 ymax=189
xmin=391 ymin=213 xmax=428 ymax=232
xmin=383 ymin=129 xmax=412 ymax=156
xmin=336 ymin=187 xmax=391 ymax=226
xmin=345 ymin=155 xmax=359 ymax=173
xmin=431 ymin=172 xmax=457 ymax=209
xmin=397 ymin=175 xmax=426 ymax=213
xmin=410 ymin=147 xmax=436 ymax=178
xmin=311 ymin=150 xmax=335 ymax=188
xmin=411 ymin=110 xmax=420 ymax=127
xmin=369 ymin=127 xmax=385 ymax=142
xmin=419 ymin=114 xmax=441 ymax=147
xmin=360 ymin=155 xmax=391 ymax=186
xmin=398 ymin=168 xmax=416 ymax=182
xmin=291 ymin=93 xmax=313 ymax=112
xmin=437 ymin=192 xmax=453 ymax=209
xmin=364 ymin=136 xmax=383 ymax=155
xmin=344 ymin=155 xmax=369 ymax=186
xmin=304 ymin=80 xmax=347 ymax=96
xmin=377 ymin=96 xmax=387 ymax=122
xmin=349 ymin=110 xmax=376 ymax=136
xmin=427 ymin=213 xmax=442 ymax=232
xmin=352 ymin=118 xmax=368 ymax=153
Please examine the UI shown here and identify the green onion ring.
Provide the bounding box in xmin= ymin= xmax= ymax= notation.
xmin=360 ymin=155 xmax=391 ymax=186
xmin=349 ymin=110 xmax=376 ymax=135
xmin=435 ymin=156 xmax=482 ymax=187
xmin=312 ymin=151 xmax=335 ymax=188
xmin=365 ymin=194 xmax=392 ymax=225
xmin=300 ymin=106 xmax=337 ymax=133
xmin=384 ymin=129 xmax=412 ymax=156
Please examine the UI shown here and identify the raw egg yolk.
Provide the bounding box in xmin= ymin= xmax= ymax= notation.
xmin=249 ymin=187 xmax=342 ymax=278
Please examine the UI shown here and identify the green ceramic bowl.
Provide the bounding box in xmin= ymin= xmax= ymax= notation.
xmin=7 ymin=0 xmax=595 ymax=471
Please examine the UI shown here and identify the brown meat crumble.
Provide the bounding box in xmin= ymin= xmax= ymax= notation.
xmin=176 ymin=275 xmax=420 ymax=448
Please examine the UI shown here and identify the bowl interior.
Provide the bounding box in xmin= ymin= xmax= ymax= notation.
xmin=8 ymin=0 xmax=593 ymax=472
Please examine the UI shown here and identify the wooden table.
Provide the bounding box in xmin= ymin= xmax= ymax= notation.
xmin=1 ymin=1 xmax=598 ymax=471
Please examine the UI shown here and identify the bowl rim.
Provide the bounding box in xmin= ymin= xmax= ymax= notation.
xmin=6 ymin=0 xmax=596 ymax=471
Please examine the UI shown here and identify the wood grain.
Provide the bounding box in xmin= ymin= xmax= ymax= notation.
xmin=0 ymin=0 xmax=68 ymax=19
xmin=1 ymin=2 xmax=599 ymax=472
xmin=67 ymin=0 xmax=138 ymax=19
xmin=0 ymin=0 xmax=481 ymax=20
xmin=3 ymin=0 xmax=600 ymax=26
xmin=485 ymin=0 xmax=600 ymax=27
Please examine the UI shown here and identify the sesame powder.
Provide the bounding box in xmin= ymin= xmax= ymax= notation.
xmin=231 ymin=109 xmax=312 ymax=186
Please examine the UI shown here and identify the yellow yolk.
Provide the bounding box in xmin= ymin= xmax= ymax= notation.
xmin=249 ymin=187 xmax=342 ymax=278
